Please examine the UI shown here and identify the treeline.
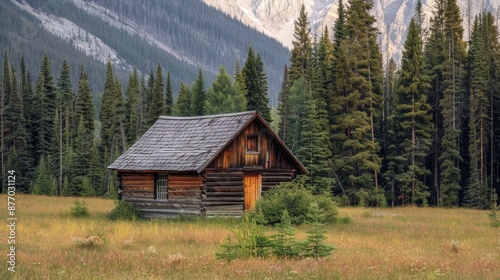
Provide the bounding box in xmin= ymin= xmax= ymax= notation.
xmin=2 ymin=0 xmax=290 ymax=105
xmin=280 ymin=0 xmax=500 ymax=208
xmin=0 ymin=46 xmax=271 ymax=197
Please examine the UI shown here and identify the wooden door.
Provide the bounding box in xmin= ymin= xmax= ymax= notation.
xmin=244 ymin=173 xmax=262 ymax=210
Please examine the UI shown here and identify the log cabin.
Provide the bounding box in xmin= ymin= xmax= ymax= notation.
xmin=108 ymin=111 xmax=307 ymax=218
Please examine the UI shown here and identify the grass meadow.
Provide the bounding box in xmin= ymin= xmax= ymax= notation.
xmin=0 ymin=194 xmax=499 ymax=279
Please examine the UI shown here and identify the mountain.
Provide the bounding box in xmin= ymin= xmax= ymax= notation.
xmin=204 ymin=0 xmax=500 ymax=64
xmin=1 ymin=0 xmax=290 ymax=105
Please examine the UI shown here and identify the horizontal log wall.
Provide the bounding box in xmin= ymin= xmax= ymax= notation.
xmin=203 ymin=170 xmax=244 ymax=216
xmin=167 ymin=174 xmax=203 ymax=201
xmin=118 ymin=169 xmax=296 ymax=218
xmin=119 ymin=172 xmax=204 ymax=218
xmin=261 ymin=170 xmax=295 ymax=192
xmin=119 ymin=173 xmax=155 ymax=198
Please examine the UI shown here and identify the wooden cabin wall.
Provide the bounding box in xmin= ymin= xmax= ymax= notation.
xmin=203 ymin=170 xmax=244 ymax=216
xmin=208 ymin=121 xmax=296 ymax=170
xmin=119 ymin=172 xmax=204 ymax=218
xmin=119 ymin=172 xmax=155 ymax=198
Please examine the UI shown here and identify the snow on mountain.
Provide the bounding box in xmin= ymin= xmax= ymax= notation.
xmin=11 ymin=0 xmax=133 ymax=71
xmin=204 ymin=0 xmax=500 ymax=64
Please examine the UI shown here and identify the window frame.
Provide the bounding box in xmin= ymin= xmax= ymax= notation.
xmin=155 ymin=174 xmax=168 ymax=200
xmin=245 ymin=134 xmax=260 ymax=154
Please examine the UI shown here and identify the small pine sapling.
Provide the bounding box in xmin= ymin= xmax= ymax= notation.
xmin=303 ymin=202 xmax=334 ymax=259
xmin=232 ymin=215 xmax=270 ymax=259
xmin=488 ymin=194 xmax=500 ymax=228
xmin=271 ymin=210 xmax=300 ymax=259
xmin=70 ymin=199 xmax=90 ymax=218
xmin=216 ymin=236 xmax=240 ymax=261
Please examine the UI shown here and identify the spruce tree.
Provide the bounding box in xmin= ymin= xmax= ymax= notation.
xmin=165 ymin=70 xmax=174 ymax=115
xmin=438 ymin=0 xmax=467 ymax=207
xmin=148 ymin=63 xmax=165 ymax=124
xmin=192 ymin=68 xmax=206 ymax=116
xmin=254 ymin=54 xmax=271 ymax=121
xmin=286 ymin=77 xmax=308 ymax=153
xmin=88 ymin=143 xmax=103 ymax=196
xmin=206 ymin=66 xmax=246 ymax=114
xmin=243 ymin=47 xmax=271 ymax=121
xmin=4 ymin=65 xmax=31 ymax=192
xmin=50 ymin=60 xmax=73 ymax=195
xmin=175 ymin=82 xmax=192 ymax=116
xmin=297 ymin=89 xmax=334 ymax=194
xmin=125 ymin=68 xmax=140 ymax=143
xmin=233 ymin=59 xmax=247 ymax=98
xmin=32 ymin=54 xmax=56 ymax=164
xmin=288 ymin=4 xmax=312 ymax=84
xmin=465 ymin=13 xmax=498 ymax=209
xmin=424 ymin=0 xmax=447 ymax=205
xmin=278 ymin=65 xmax=290 ymax=143
xmin=394 ymin=19 xmax=433 ymax=205
xmin=1 ymin=50 xmax=11 ymax=193
xmin=100 ymin=60 xmax=116 ymax=153
xmin=382 ymin=58 xmax=402 ymax=206
xmin=32 ymin=156 xmax=51 ymax=195
xmin=331 ymin=0 xmax=383 ymax=198
xmin=20 ymin=56 xmax=35 ymax=171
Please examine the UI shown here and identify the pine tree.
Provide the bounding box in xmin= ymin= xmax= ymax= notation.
xmin=165 ymin=70 xmax=174 ymax=115
xmin=424 ymin=0 xmax=447 ymax=206
xmin=286 ymin=77 xmax=308 ymax=153
xmin=32 ymin=156 xmax=51 ymax=195
xmin=271 ymin=210 xmax=299 ymax=259
xmin=206 ymin=66 xmax=246 ymax=114
xmin=382 ymin=58 xmax=402 ymax=206
xmin=2 ymin=52 xmax=13 ymax=185
xmin=303 ymin=202 xmax=334 ymax=259
xmin=50 ymin=60 xmax=73 ymax=195
xmin=20 ymin=56 xmax=36 ymax=180
xmin=33 ymin=54 xmax=56 ymax=164
xmin=288 ymin=4 xmax=312 ymax=84
xmin=394 ymin=19 xmax=433 ymax=205
xmin=233 ymin=59 xmax=247 ymax=98
xmin=148 ymin=63 xmax=165 ymax=124
xmin=278 ymin=65 xmax=290 ymax=143
xmin=100 ymin=60 xmax=116 ymax=153
xmin=465 ymin=13 xmax=498 ymax=209
xmin=192 ymin=68 xmax=206 ymax=116
xmin=88 ymin=143 xmax=103 ymax=196
xmin=297 ymin=89 xmax=334 ymax=194
xmin=243 ymin=47 xmax=271 ymax=121
xmin=331 ymin=0 xmax=383 ymax=198
xmin=438 ymin=0 xmax=467 ymax=207
xmin=125 ymin=68 xmax=140 ymax=143
xmin=175 ymin=82 xmax=192 ymax=116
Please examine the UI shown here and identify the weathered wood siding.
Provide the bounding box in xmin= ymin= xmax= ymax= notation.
xmin=119 ymin=172 xmax=204 ymax=218
xmin=207 ymin=121 xmax=296 ymax=170
xmin=203 ymin=170 xmax=244 ymax=216
xmin=167 ymin=174 xmax=204 ymax=200
xmin=119 ymin=172 xmax=155 ymax=198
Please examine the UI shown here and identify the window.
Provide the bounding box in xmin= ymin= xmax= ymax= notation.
xmin=246 ymin=134 xmax=259 ymax=153
xmin=156 ymin=174 xmax=168 ymax=200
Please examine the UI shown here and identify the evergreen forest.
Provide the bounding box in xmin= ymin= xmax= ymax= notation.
xmin=2 ymin=0 xmax=500 ymax=209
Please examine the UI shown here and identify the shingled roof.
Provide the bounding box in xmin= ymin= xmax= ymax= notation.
xmin=108 ymin=111 xmax=305 ymax=173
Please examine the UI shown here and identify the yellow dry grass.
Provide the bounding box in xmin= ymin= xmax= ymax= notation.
xmin=0 ymin=194 xmax=499 ymax=279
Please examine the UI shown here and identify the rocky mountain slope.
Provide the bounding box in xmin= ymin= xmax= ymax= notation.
xmin=204 ymin=0 xmax=500 ymax=63
xmin=4 ymin=0 xmax=290 ymax=104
